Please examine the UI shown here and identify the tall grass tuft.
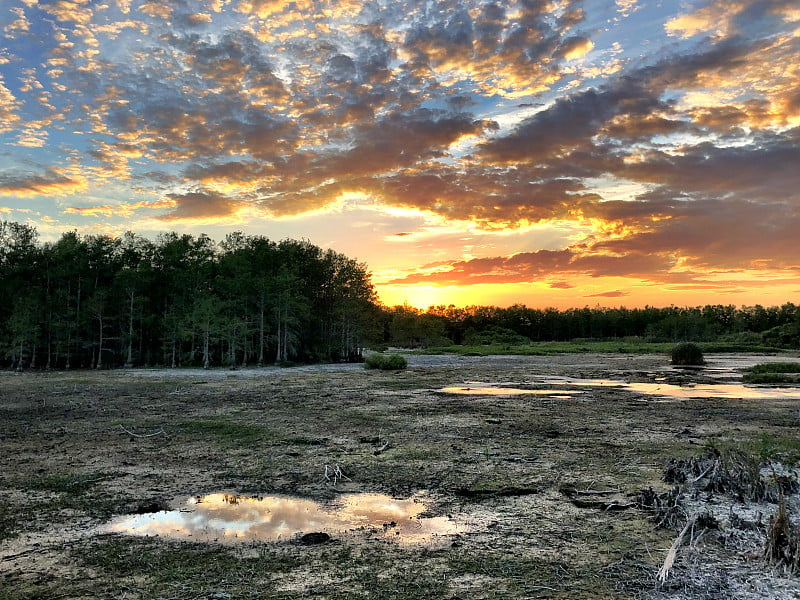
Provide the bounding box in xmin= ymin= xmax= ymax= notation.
xmin=670 ymin=342 xmax=705 ymax=366
xmin=365 ymin=353 xmax=408 ymax=370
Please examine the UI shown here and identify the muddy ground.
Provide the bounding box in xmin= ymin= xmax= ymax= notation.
xmin=2 ymin=352 xmax=800 ymax=599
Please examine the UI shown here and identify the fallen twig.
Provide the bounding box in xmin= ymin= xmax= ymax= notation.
xmin=322 ymin=464 xmax=351 ymax=485
xmin=657 ymin=516 xmax=695 ymax=584
xmin=118 ymin=424 xmax=166 ymax=438
xmin=373 ymin=441 xmax=392 ymax=455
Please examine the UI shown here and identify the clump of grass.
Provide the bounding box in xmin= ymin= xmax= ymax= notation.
xmin=743 ymin=362 xmax=800 ymax=384
xmin=765 ymin=497 xmax=800 ymax=575
xmin=365 ymin=353 xmax=407 ymax=370
xmin=27 ymin=472 xmax=106 ymax=495
xmin=670 ymin=342 xmax=705 ymax=366
xmin=178 ymin=419 xmax=269 ymax=445
xmin=754 ymin=433 xmax=800 ymax=465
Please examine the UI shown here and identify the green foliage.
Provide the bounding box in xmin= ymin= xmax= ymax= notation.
xmin=381 ymin=301 xmax=800 ymax=350
xmin=748 ymin=363 xmax=800 ymax=373
xmin=463 ymin=325 xmax=530 ymax=346
xmin=754 ymin=433 xmax=800 ymax=465
xmin=670 ymin=342 xmax=705 ymax=365
xmin=26 ymin=472 xmax=104 ymax=495
xmin=424 ymin=340 xmax=677 ymax=356
xmin=761 ymin=322 xmax=800 ymax=349
xmin=2 ymin=220 xmax=799 ymax=364
xmin=743 ymin=362 xmax=800 ymax=384
xmin=0 ymin=222 xmax=376 ymax=368
xmin=365 ymin=353 xmax=408 ymax=370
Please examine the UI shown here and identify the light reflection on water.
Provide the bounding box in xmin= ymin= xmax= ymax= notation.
xmin=439 ymin=380 xmax=800 ymax=401
xmin=103 ymin=492 xmax=460 ymax=545
xmin=614 ymin=381 xmax=800 ymax=400
xmin=439 ymin=386 xmax=577 ymax=397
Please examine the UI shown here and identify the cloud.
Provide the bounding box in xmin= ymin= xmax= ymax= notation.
xmin=0 ymin=169 xmax=87 ymax=197
xmin=158 ymin=189 xmax=243 ymax=222
xmin=585 ymin=290 xmax=629 ymax=298
xmin=1 ymin=0 xmax=798 ymax=303
xmin=65 ymin=199 xmax=176 ymax=218
xmin=0 ymin=77 xmax=22 ymax=132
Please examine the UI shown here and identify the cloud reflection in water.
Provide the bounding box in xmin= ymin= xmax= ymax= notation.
xmin=104 ymin=493 xmax=459 ymax=545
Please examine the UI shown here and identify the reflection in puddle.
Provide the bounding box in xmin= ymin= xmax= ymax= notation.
xmin=551 ymin=378 xmax=800 ymax=400
xmin=441 ymin=378 xmax=800 ymax=401
xmin=103 ymin=492 xmax=460 ymax=545
xmin=439 ymin=386 xmax=577 ymax=397
xmin=619 ymin=381 xmax=800 ymax=400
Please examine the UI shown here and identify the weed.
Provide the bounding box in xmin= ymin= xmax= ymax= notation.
xmin=764 ymin=497 xmax=800 ymax=575
xmin=670 ymin=342 xmax=705 ymax=365
xmin=754 ymin=433 xmax=800 ymax=465
xmin=178 ymin=419 xmax=271 ymax=445
xmin=26 ymin=471 xmax=106 ymax=495
xmin=365 ymin=353 xmax=408 ymax=370
xmin=743 ymin=362 xmax=800 ymax=384
xmin=77 ymin=536 xmax=302 ymax=594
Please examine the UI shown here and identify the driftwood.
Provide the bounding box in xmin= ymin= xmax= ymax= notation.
xmin=560 ymin=485 xmax=634 ymax=511
xmin=657 ymin=512 xmax=719 ymax=584
xmin=657 ymin=516 xmax=695 ymax=584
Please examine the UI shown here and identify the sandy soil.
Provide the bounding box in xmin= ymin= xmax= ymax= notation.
xmin=2 ymin=352 xmax=800 ymax=599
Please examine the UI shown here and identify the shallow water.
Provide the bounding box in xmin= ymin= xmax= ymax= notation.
xmin=103 ymin=492 xmax=460 ymax=545
xmin=438 ymin=386 xmax=577 ymax=397
xmin=440 ymin=376 xmax=800 ymax=401
xmin=568 ymin=379 xmax=800 ymax=400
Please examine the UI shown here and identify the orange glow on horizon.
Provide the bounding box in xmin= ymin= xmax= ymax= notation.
xmin=376 ymin=278 xmax=800 ymax=311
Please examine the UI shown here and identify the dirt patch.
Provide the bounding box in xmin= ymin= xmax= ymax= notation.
xmin=2 ymin=353 xmax=800 ymax=598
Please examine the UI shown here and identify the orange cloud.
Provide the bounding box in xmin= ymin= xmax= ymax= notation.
xmin=158 ymin=189 xmax=243 ymax=222
xmin=64 ymin=198 xmax=176 ymax=218
xmin=0 ymin=169 xmax=88 ymax=197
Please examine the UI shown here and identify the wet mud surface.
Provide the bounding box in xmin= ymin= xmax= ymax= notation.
xmin=2 ymin=352 xmax=800 ymax=599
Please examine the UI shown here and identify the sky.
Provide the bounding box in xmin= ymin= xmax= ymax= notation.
xmin=1 ymin=0 xmax=799 ymax=310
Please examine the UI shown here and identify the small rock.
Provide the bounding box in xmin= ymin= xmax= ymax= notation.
xmin=299 ymin=532 xmax=331 ymax=545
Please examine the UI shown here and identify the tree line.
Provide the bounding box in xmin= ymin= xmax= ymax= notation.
xmin=379 ymin=303 xmax=800 ymax=348
xmin=2 ymin=220 xmax=798 ymax=369
xmin=0 ymin=221 xmax=378 ymax=369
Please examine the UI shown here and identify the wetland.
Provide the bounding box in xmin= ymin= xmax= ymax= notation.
xmin=2 ymin=352 xmax=800 ymax=599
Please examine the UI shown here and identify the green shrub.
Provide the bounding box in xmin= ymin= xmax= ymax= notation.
xmin=463 ymin=325 xmax=530 ymax=346
xmin=761 ymin=322 xmax=800 ymax=349
xmin=743 ymin=362 xmax=800 ymax=384
xmin=365 ymin=353 xmax=408 ymax=370
xmin=747 ymin=362 xmax=800 ymax=374
xmin=670 ymin=342 xmax=705 ymax=366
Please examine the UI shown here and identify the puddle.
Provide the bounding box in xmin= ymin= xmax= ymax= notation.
xmin=441 ymin=376 xmax=800 ymax=402
xmin=438 ymin=386 xmax=577 ymax=397
xmin=618 ymin=381 xmax=800 ymax=400
xmin=102 ymin=492 xmax=461 ymax=545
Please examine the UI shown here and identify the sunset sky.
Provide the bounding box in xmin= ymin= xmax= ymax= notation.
xmin=1 ymin=0 xmax=798 ymax=309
